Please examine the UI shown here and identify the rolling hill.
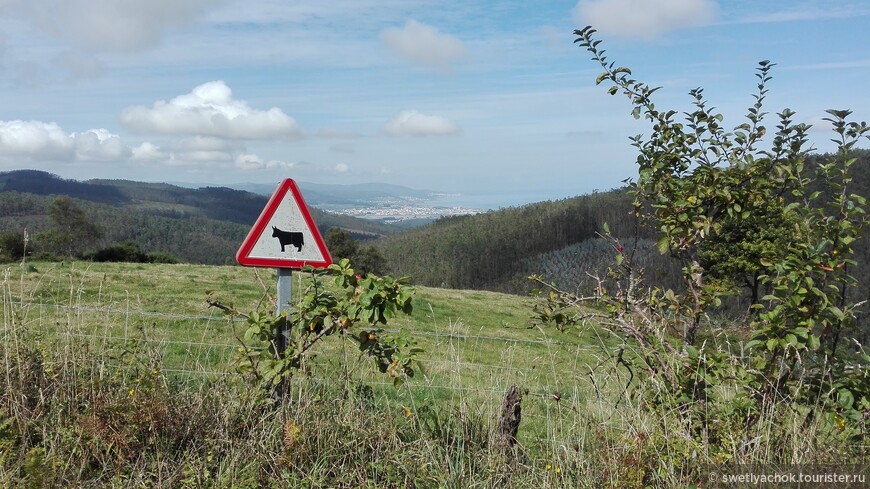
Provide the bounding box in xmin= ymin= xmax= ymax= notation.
xmin=0 ymin=170 xmax=401 ymax=264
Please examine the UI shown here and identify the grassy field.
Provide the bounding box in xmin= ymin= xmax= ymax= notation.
xmin=3 ymin=261 xmax=864 ymax=487
xmin=1 ymin=260 xmax=635 ymax=487
xmin=3 ymin=260 xmax=605 ymax=390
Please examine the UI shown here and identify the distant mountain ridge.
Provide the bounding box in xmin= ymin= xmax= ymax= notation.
xmin=205 ymin=181 xmax=441 ymax=207
xmin=0 ymin=169 xmax=401 ymax=264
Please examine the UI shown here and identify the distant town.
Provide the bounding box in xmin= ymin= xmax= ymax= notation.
xmin=323 ymin=202 xmax=482 ymax=223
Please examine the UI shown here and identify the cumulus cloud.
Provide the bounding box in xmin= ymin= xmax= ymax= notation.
xmin=131 ymin=142 xmax=166 ymax=161
xmin=0 ymin=120 xmax=132 ymax=162
xmin=166 ymin=150 xmax=233 ymax=167
xmin=120 ymin=80 xmax=302 ymax=139
xmin=72 ymin=128 xmax=130 ymax=161
xmin=383 ymin=109 xmax=459 ymax=137
xmin=0 ymin=120 xmax=75 ymax=160
xmin=380 ymin=20 xmax=466 ymax=71
xmin=573 ymin=0 xmax=717 ymax=39
xmin=234 ymin=153 xmax=290 ymax=171
xmin=234 ymin=153 xmax=265 ymax=170
xmin=335 ymin=162 xmax=350 ymax=173
xmin=130 ymin=139 xmax=290 ymax=170
xmin=0 ymin=116 xmax=291 ymax=171
xmin=25 ymin=0 xmax=218 ymax=52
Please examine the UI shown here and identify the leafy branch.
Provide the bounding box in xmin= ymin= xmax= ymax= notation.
xmin=211 ymin=259 xmax=422 ymax=393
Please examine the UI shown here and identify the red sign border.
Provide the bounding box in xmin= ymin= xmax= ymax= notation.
xmin=236 ymin=178 xmax=333 ymax=269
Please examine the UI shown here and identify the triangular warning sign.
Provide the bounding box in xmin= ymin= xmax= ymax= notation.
xmin=236 ymin=179 xmax=333 ymax=269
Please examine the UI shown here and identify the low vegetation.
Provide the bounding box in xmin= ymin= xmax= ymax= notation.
xmin=2 ymin=260 xmax=613 ymax=487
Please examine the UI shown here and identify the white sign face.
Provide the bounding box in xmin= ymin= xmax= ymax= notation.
xmin=236 ymin=179 xmax=332 ymax=269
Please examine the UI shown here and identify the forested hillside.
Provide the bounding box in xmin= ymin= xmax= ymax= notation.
xmin=0 ymin=170 xmax=399 ymax=264
xmin=378 ymin=150 xmax=870 ymax=305
xmin=376 ymin=188 xmax=669 ymax=291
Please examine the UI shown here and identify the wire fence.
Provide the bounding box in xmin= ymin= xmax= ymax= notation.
xmin=19 ymin=280 xmax=862 ymax=460
xmin=2 ymin=297 xmax=625 ymax=419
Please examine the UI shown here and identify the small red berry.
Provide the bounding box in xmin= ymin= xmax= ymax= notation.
xmin=616 ymin=245 xmax=624 ymax=252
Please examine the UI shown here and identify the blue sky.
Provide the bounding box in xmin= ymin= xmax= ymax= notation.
xmin=1 ymin=0 xmax=868 ymax=205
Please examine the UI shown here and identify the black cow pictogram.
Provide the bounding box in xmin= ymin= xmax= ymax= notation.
xmin=272 ymin=226 xmax=304 ymax=252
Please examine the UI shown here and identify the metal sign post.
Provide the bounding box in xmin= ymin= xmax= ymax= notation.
xmin=275 ymin=267 xmax=292 ymax=357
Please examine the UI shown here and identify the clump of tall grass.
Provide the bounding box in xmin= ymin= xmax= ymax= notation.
xmin=4 ymin=326 xmax=863 ymax=488
xmin=0 ymin=330 xmax=568 ymax=487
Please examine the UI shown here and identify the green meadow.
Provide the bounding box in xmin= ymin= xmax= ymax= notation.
xmin=1 ymin=261 xmax=633 ymax=487
xmin=2 ymin=261 xmax=864 ymax=487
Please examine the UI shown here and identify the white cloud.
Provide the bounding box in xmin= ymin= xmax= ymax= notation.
xmin=335 ymin=162 xmax=350 ymax=173
xmin=0 ymin=121 xmax=130 ymax=162
xmin=234 ymin=152 xmax=291 ymax=170
xmin=234 ymin=153 xmax=265 ymax=170
xmin=383 ymin=109 xmax=460 ymax=137
xmin=166 ymin=150 xmax=233 ymax=167
xmin=72 ymin=128 xmax=130 ymax=161
xmin=25 ymin=0 xmax=219 ymax=52
xmin=120 ymin=80 xmax=302 ymax=139
xmin=0 ymin=120 xmax=75 ymax=160
xmin=573 ymin=0 xmax=717 ymax=39
xmin=380 ymin=20 xmax=466 ymax=71
xmin=131 ymin=142 xmax=166 ymax=161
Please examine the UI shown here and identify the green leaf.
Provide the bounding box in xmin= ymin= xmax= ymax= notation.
xmin=656 ymin=236 xmax=669 ymax=254
xmin=807 ymin=334 xmax=820 ymax=350
xmin=838 ymin=388 xmax=855 ymax=409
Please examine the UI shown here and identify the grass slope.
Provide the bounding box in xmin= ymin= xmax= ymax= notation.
xmin=2 ymin=261 xmax=862 ymax=487
xmin=4 ymin=260 xmax=600 ymax=398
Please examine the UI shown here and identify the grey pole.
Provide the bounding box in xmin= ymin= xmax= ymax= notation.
xmin=276 ymin=267 xmax=293 ymax=315
xmin=276 ymin=267 xmax=292 ymax=357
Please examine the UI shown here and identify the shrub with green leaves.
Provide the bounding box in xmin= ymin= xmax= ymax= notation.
xmin=217 ymin=258 xmax=421 ymax=392
xmin=533 ymin=25 xmax=869 ymax=476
